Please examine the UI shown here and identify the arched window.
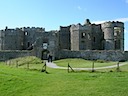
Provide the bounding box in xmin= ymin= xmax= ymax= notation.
xmin=93 ymin=37 xmax=95 ymax=42
xmin=81 ymin=32 xmax=86 ymax=38
xmin=25 ymin=31 xmax=28 ymax=35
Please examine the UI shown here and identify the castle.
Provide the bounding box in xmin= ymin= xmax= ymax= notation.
xmin=0 ymin=19 xmax=126 ymax=61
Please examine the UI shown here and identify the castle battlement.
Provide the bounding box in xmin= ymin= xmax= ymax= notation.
xmin=21 ymin=27 xmax=45 ymax=32
xmin=0 ymin=19 xmax=125 ymax=52
xmin=101 ymin=21 xmax=124 ymax=28
xmin=0 ymin=19 xmax=125 ymax=61
xmin=70 ymin=23 xmax=92 ymax=31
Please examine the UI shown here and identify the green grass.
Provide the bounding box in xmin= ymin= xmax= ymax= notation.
xmin=0 ymin=57 xmax=128 ymax=96
xmin=5 ymin=56 xmax=44 ymax=71
xmin=1 ymin=64 xmax=128 ymax=96
xmin=54 ymin=58 xmax=117 ymax=68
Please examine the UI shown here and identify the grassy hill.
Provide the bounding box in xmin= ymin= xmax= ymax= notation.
xmin=54 ymin=58 xmax=118 ymax=68
xmin=0 ymin=57 xmax=128 ymax=96
xmin=5 ymin=56 xmax=44 ymax=71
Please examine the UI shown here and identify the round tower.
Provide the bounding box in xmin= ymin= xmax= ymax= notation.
xmin=101 ymin=22 xmax=115 ymax=50
xmin=113 ymin=22 xmax=124 ymax=51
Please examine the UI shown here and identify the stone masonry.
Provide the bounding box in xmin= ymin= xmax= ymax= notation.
xmin=0 ymin=19 xmax=126 ymax=61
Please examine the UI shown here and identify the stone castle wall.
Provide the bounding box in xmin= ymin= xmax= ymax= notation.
xmin=0 ymin=50 xmax=32 ymax=61
xmin=0 ymin=19 xmax=126 ymax=61
xmin=0 ymin=28 xmax=24 ymax=50
xmin=0 ymin=20 xmax=124 ymax=52
xmin=101 ymin=21 xmax=124 ymax=50
xmin=57 ymin=50 xmax=127 ymax=61
xmin=0 ymin=50 xmax=128 ymax=61
xmin=59 ymin=26 xmax=71 ymax=50
xmin=124 ymin=51 xmax=128 ymax=60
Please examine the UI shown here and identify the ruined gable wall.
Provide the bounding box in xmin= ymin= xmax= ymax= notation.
xmin=59 ymin=26 xmax=71 ymax=50
xmin=91 ymin=24 xmax=103 ymax=50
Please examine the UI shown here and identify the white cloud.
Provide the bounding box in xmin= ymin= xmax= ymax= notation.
xmin=114 ymin=17 xmax=128 ymax=22
xmin=92 ymin=17 xmax=128 ymax=24
xmin=77 ymin=6 xmax=87 ymax=12
xmin=77 ymin=6 xmax=82 ymax=10
xmin=125 ymin=29 xmax=127 ymax=33
xmin=92 ymin=20 xmax=106 ymax=24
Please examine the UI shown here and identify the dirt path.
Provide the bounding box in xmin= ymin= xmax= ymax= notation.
xmin=46 ymin=61 xmax=128 ymax=71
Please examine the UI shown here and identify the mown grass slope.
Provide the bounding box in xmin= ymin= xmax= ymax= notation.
xmin=54 ymin=58 xmax=117 ymax=68
xmin=5 ymin=56 xmax=44 ymax=71
xmin=0 ymin=57 xmax=128 ymax=96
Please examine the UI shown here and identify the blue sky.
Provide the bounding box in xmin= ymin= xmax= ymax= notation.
xmin=0 ymin=0 xmax=128 ymax=50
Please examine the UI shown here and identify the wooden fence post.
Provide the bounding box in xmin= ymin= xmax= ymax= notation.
xmin=117 ymin=61 xmax=120 ymax=72
xmin=68 ymin=63 xmax=74 ymax=73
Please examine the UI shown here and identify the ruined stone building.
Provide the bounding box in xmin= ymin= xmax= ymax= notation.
xmin=0 ymin=19 xmax=125 ymax=60
xmin=59 ymin=19 xmax=124 ymax=51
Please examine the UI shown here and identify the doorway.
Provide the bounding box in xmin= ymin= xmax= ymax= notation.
xmin=41 ymin=50 xmax=49 ymax=60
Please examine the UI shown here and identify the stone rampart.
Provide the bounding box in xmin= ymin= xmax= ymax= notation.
xmin=57 ymin=50 xmax=126 ymax=61
xmin=0 ymin=50 xmax=32 ymax=61
xmin=0 ymin=50 xmax=128 ymax=61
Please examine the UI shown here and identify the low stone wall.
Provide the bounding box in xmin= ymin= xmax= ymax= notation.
xmin=57 ymin=50 xmax=126 ymax=61
xmin=124 ymin=51 xmax=128 ymax=60
xmin=0 ymin=50 xmax=32 ymax=61
xmin=0 ymin=50 xmax=128 ymax=61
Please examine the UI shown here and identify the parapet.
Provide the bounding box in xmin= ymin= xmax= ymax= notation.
xmin=101 ymin=21 xmax=124 ymax=28
xmin=21 ymin=27 xmax=45 ymax=32
xmin=101 ymin=21 xmax=113 ymax=28
xmin=70 ymin=23 xmax=91 ymax=31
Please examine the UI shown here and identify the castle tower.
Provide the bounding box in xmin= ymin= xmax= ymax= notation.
xmin=70 ymin=24 xmax=80 ymax=51
xmin=113 ymin=22 xmax=124 ymax=51
xmin=70 ymin=23 xmax=92 ymax=51
xmin=101 ymin=21 xmax=124 ymax=50
xmin=0 ymin=27 xmax=24 ymax=50
xmin=101 ymin=22 xmax=115 ymax=50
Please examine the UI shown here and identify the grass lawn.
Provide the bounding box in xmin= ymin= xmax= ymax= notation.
xmin=0 ymin=57 xmax=128 ymax=96
xmin=54 ymin=58 xmax=118 ymax=68
xmin=5 ymin=56 xmax=44 ymax=71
